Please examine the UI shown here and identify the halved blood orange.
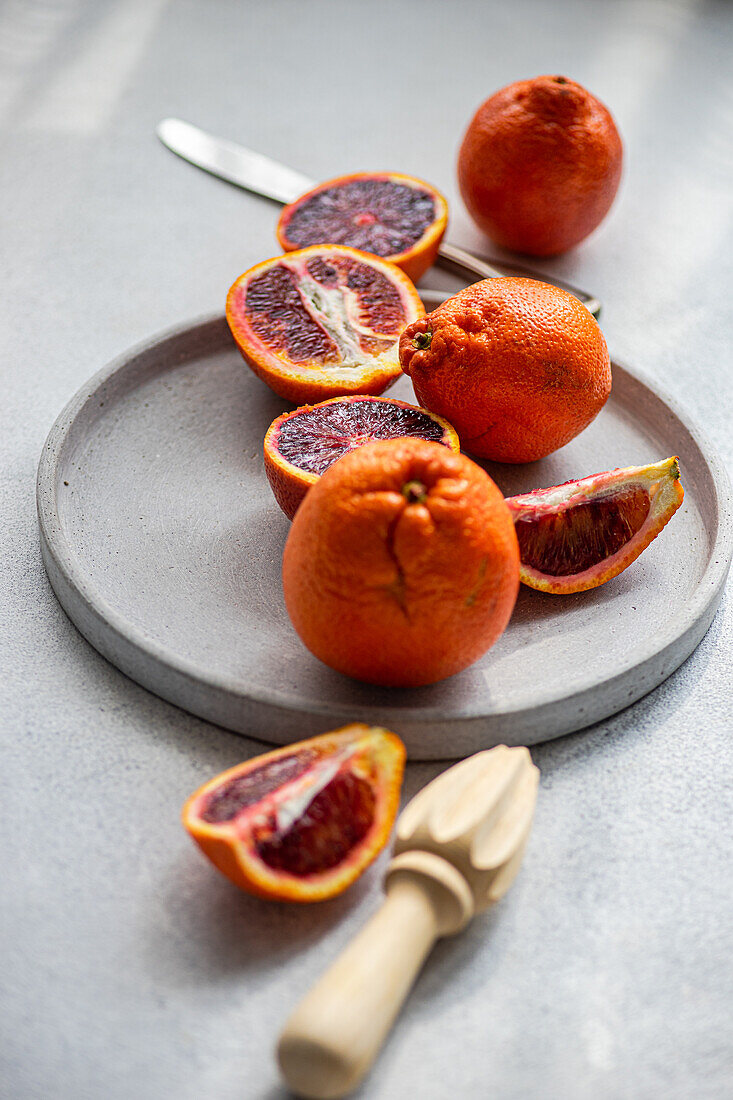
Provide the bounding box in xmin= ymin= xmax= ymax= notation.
xmin=226 ymin=245 xmax=425 ymax=404
xmin=506 ymin=457 xmax=684 ymax=594
xmin=276 ymin=172 xmax=449 ymax=282
xmin=264 ymin=395 xmax=460 ymax=520
xmin=182 ymin=725 xmax=405 ymax=902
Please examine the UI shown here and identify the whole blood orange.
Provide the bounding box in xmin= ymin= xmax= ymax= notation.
xmin=264 ymin=395 xmax=459 ymax=520
xmin=182 ymin=725 xmax=405 ymax=902
xmin=276 ymin=172 xmax=448 ymax=282
xmin=507 ymin=457 xmax=684 ymax=593
xmin=399 ymin=278 xmax=611 ymax=463
xmin=226 ymin=245 xmax=424 ymax=404
xmin=282 ymin=438 xmax=520 ymax=687
xmin=457 ymin=75 xmax=623 ymax=256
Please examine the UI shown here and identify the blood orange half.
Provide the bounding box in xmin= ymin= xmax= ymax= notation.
xmin=226 ymin=245 xmax=425 ymax=404
xmin=264 ymin=395 xmax=460 ymax=520
xmin=182 ymin=725 xmax=405 ymax=903
xmin=276 ymin=172 xmax=448 ymax=282
xmin=506 ymin=457 xmax=684 ymax=593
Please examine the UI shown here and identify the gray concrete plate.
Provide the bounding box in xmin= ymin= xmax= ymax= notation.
xmin=36 ymin=296 xmax=732 ymax=759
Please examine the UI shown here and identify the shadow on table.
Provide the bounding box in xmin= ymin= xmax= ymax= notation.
xmin=144 ymin=601 xmax=722 ymax=989
xmin=530 ymin=595 xmax=724 ymax=783
xmin=145 ymin=847 xmax=387 ymax=986
xmin=246 ymin=906 xmax=500 ymax=1100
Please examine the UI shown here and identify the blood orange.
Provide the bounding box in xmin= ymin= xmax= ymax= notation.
xmin=182 ymin=725 xmax=405 ymax=903
xmin=399 ymin=277 xmax=611 ymax=463
xmin=264 ymin=395 xmax=460 ymax=520
xmin=282 ymin=438 xmax=520 ymax=687
xmin=276 ymin=172 xmax=448 ymax=282
xmin=226 ymin=245 xmax=425 ymax=404
xmin=506 ymin=457 xmax=684 ymax=593
xmin=457 ymin=75 xmax=623 ymax=256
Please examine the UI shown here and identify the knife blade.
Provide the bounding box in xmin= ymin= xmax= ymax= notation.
xmin=157 ymin=118 xmax=315 ymax=204
xmin=156 ymin=118 xmax=601 ymax=316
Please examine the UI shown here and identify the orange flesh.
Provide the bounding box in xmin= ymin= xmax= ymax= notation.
xmin=198 ymin=748 xmax=377 ymax=877
xmin=275 ymin=398 xmax=451 ymax=476
xmin=281 ymin=177 xmax=437 ymax=256
xmin=252 ymin=771 xmax=376 ymax=875
xmin=200 ymin=750 xmax=318 ymax=822
xmin=514 ymin=485 xmax=651 ymax=576
xmin=241 ymin=252 xmax=408 ymax=365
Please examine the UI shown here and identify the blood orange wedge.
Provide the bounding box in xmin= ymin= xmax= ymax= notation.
xmin=226 ymin=245 xmax=425 ymax=404
xmin=264 ymin=395 xmax=460 ymax=520
xmin=182 ymin=725 xmax=405 ymax=902
xmin=506 ymin=457 xmax=684 ymax=594
xmin=276 ymin=172 xmax=448 ymax=282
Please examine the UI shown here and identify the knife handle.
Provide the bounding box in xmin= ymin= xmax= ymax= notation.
xmin=437 ymin=241 xmax=505 ymax=280
xmin=276 ymin=851 xmax=473 ymax=1099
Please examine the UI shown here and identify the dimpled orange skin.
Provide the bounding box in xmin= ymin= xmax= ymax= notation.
xmin=282 ymin=438 xmax=520 ymax=687
xmin=458 ymin=75 xmax=623 ymax=256
xmin=399 ymin=278 xmax=612 ymax=464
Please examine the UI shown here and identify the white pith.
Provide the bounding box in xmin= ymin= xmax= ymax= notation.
xmin=273 ymin=757 xmax=342 ymax=833
xmin=238 ymin=249 xmax=421 ymax=378
xmin=242 ymin=742 xmax=358 ymax=835
xmin=297 ymin=273 xmax=396 ymax=372
xmin=237 ymin=740 xmax=379 ymax=886
xmin=509 ymin=458 xmax=678 ymax=520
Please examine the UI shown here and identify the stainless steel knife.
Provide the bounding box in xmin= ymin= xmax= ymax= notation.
xmin=156 ymin=117 xmax=601 ymax=317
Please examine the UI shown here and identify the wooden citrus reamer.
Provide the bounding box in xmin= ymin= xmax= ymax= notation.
xmin=277 ymin=744 xmax=539 ymax=1098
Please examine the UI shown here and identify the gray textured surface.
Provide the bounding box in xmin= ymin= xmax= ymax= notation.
xmin=36 ymin=312 xmax=730 ymax=756
xmin=2 ymin=1 xmax=732 ymax=1098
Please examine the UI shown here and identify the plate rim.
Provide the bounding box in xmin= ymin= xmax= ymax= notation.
xmin=36 ymin=309 xmax=733 ymax=734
